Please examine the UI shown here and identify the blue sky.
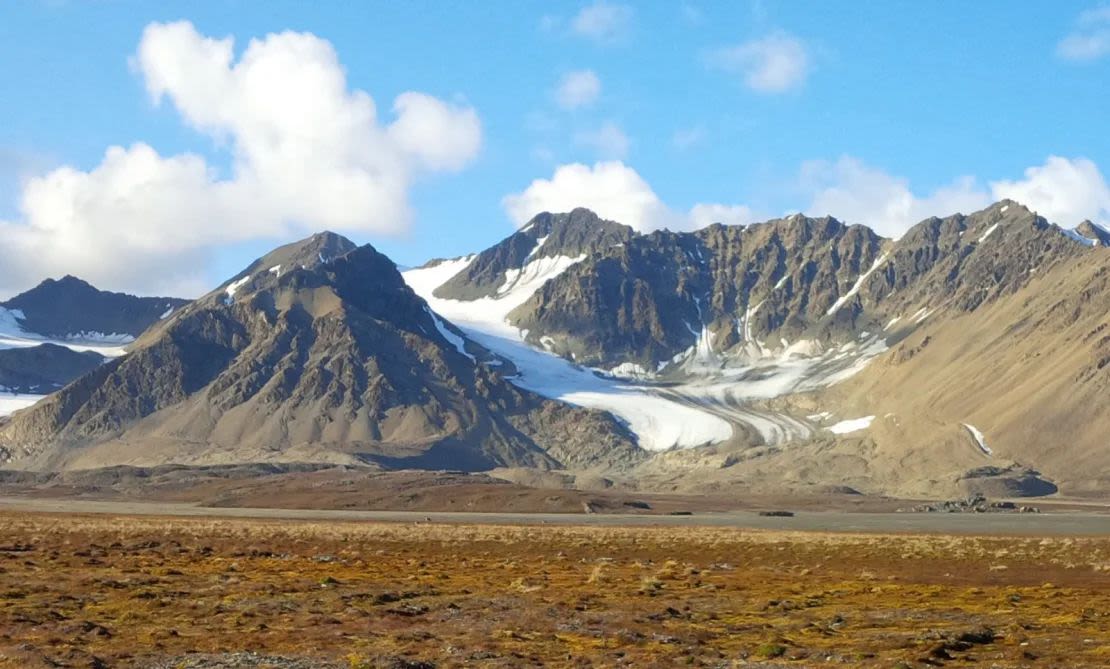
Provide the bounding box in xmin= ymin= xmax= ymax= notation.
xmin=1 ymin=1 xmax=1108 ymax=296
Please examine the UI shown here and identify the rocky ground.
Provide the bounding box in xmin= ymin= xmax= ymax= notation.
xmin=897 ymin=494 xmax=1042 ymax=514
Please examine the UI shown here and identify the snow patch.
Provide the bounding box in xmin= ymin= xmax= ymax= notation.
xmin=963 ymin=423 xmax=992 ymax=456
xmin=826 ymin=253 xmax=890 ymax=316
xmin=224 ymin=276 xmax=251 ymax=305
xmin=828 ymin=416 xmax=875 ymax=434
xmin=497 ymin=254 xmax=585 ymax=302
xmin=159 ymin=307 xmax=174 ymax=320
xmin=269 ymin=265 xmax=282 ymax=275
xmin=912 ymin=307 xmax=932 ymax=324
xmin=525 ymin=236 xmax=550 ymax=262
xmin=977 ymin=223 xmax=1000 ymax=243
xmin=741 ymin=300 xmax=764 ymax=343
xmin=425 ymin=307 xmax=475 ymax=362
xmin=1060 ymin=227 xmax=1097 ymax=247
xmin=604 ymin=362 xmax=652 ymax=379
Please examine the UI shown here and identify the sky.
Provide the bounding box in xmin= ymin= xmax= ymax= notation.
xmin=1 ymin=1 xmax=1109 ymax=297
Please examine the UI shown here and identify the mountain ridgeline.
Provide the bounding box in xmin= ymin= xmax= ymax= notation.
xmin=488 ymin=202 xmax=1091 ymax=372
xmin=0 ymin=232 xmax=640 ymax=472
xmin=0 ymin=200 xmax=1107 ymax=499
xmin=2 ymin=275 xmax=186 ymax=338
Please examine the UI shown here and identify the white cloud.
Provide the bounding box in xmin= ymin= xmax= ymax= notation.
xmin=503 ymin=161 xmax=753 ymax=232
xmin=688 ymin=203 xmax=755 ymax=228
xmin=571 ymin=2 xmax=633 ymax=44
xmin=800 ymin=157 xmax=991 ymax=237
xmin=800 ymin=155 xmax=1110 ymax=237
xmin=707 ymin=31 xmax=810 ymax=93
xmin=0 ymin=21 xmax=481 ymax=297
xmin=574 ymin=121 xmax=630 ymax=159
xmin=387 ymin=93 xmax=482 ymax=171
xmin=991 ymin=156 xmax=1110 ymax=227
xmin=1057 ymin=6 xmax=1110 ymax=61
xmin=554 ymin=69 xmax=602 ymax=109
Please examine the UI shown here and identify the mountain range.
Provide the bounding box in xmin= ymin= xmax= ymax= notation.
xmin=1 ymin=200 xmax=1107 ymax=500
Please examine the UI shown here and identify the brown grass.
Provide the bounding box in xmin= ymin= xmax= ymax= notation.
xmin=0 ymin=512 xmax=1107 ymax=667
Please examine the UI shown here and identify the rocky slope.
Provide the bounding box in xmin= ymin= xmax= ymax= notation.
xmin=0 ymin=232 xmax=640 ymax=472
xmin=433 ymin=208 xmax=635 ymax=301
xmin=0 ymin=344 xmax=105 ymax=394
xmin=506 ymin=201 xmax=1086 ymax=375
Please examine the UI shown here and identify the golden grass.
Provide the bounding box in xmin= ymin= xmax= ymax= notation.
xmin=0 ymin=512 xmax=1107 ymax=667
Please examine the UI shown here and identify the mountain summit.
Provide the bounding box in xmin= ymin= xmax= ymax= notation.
xmin=1 ymin=275 xmax=186 ymax=338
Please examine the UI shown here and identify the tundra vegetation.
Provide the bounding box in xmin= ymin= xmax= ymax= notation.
xmin=0 ymin=513 xmax=1107 ymax=668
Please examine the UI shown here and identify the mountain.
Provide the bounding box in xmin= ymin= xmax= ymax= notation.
xmin=1 ymin=275 xmax=186 ymax=339
xmin=504 ymin=201 xmax=1086 ymax=374
xmin=0 ymin=232 xmax=640 ymax=472
xmin=0 ymin=277 xmax=187 ymax=403
xmin=404 ymin=201 xmax=1109 ymax=498
xmin=0 ymin=344 xmax=105 ymax=394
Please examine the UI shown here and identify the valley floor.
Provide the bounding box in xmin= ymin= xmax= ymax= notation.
xmin=1 ymin=511 xmax=1107 ymax=668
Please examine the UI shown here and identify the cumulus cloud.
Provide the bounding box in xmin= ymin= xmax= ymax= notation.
xmin=688 ymin=203 xmax=755 ymax=228
xmin=571 ymin=2 xmax=633 ymax=44
xmin=554 ymin=69 xmax=602 ymax=109
xmin=1057 ymin=6 xmax=1110 ymax=61
xmin=0 ymin=20 xmax=481 ymax=297
xmin=991 ymin=156 xmax=1110 ymax=227
xmin=707 ymin=31 xmax=810 ymax=93
xmin=801 ymin=155 xmax=1110 ymax=237
xmin=502 ymin=161 xmax=755 ymax=232
xmin=800 ymin=157 xmax=991 ymax=238
xmin=574 ymin=121 xmax=630 ymax=159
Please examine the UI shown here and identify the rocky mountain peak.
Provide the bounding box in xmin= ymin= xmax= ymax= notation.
xmin=210 ymin=231 xmax=362 ymax=309
xmin=433 ymin=208 xmax=635 ymax=300
xmin=261 ymin=230 xmax=358 ymax=271
xmin=1075 ymin=220 xmax=1110 ymax=246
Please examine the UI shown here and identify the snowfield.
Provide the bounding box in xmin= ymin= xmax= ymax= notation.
xmin=0 ymin=393 xmax=44 ymax=417
xmin=404 ymin=256 xmax=733 ymax=451
xmin=403 ymin=251 xmax=892 ymax=453
xmin=0 ymin=307 xmax=133 ymax=357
